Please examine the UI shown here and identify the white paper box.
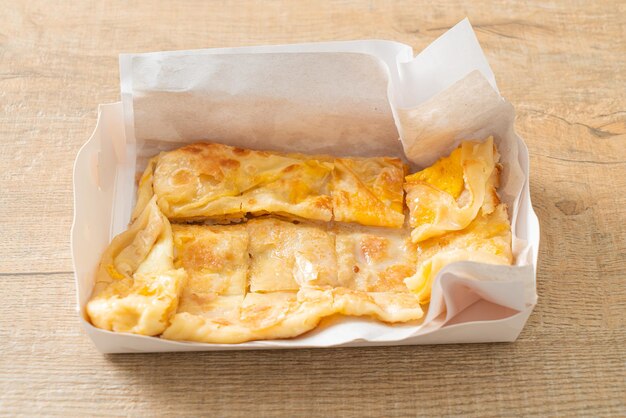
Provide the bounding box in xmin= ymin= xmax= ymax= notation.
xmin=72 ymin=19 xmax=539 ymax=353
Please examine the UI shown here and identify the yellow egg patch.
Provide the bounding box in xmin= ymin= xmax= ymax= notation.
xmin=406 ymin=147 xmax=464 ymax=199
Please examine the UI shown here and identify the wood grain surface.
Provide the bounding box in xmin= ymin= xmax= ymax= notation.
xmin=1 ymin=1 xmax=625 ymax=416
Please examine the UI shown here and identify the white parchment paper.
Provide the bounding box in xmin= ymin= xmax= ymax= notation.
xmin=71 ymin=19 xmax=539 ymax=352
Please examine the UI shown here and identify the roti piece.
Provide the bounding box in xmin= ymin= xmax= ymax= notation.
xmin=146 ymin=141 xmax=409 ymax=227
xmin=86 ymin=198 xmax=186 ymax=336
xmin=333 ymin=224 xmax=416 ymax=292
xmin=332 ymin=288 xmax=423 ymax=323
xmin=404 ymin=137 xmax=500 ymax=242
xmin=161 ymin=218 xmax=425 ymax=344
xmin=172 ymin=224 xmax=249 ymax=296
xmin=152 ymin=142 xmax=334 ymax=223
xmin=162 ymin=288 xmax=336 ymax=344
xmin=162 ymin=294 xmax=252 ymax=344
xmin=404 ymin=203 xmax=513 ymax=303
xmin=247 ymin=218 xmax=338 ymax=291
xmin=331 ymin=157 xmax=407 ymax=228
xmin=131 ymin=156 xmax=158 ymax=222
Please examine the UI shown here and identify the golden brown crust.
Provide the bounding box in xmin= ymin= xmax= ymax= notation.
xmin=330 ymin=157 xmax=407 ymax=228
xmin=333 ymin=224 xmax=416 ymax=292
xmin=162 ymin=286 xmax=424 ymax=344
xmin=151 ymin=141 xmax=407 ymax=227
xmin=152 ymin=142 xmax=334 ymax=223
xmin=130 ymin=156 xmax=159 ymax=223
xmin=359 ymin=235 xmax=389 ymax=263
xmin=172 ymin=224 xmax=248 ymax=296
xmin=247 ymin=218 xmax=338 ymax=292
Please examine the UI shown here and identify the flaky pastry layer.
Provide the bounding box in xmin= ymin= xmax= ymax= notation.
xmin=137 ymin=142 xmax=407 ymax=228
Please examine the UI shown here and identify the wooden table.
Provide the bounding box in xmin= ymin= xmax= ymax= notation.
xmin=1 ymin=1 xmax=624 ymax=416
